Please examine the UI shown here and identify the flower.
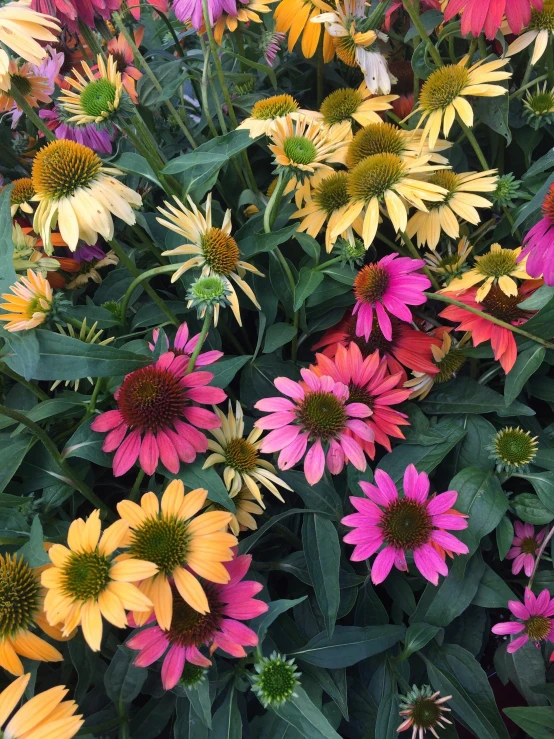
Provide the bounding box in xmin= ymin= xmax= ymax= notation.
xmin=31 ymin=0 xmax=121 ymax=30
xmin=58 ymin=55 xmax=124 ymax=126
xmin=0 ymin=269 xmax=53 ymax=332
xmin=406 ymin=169 xmax=498 ymax=250
xmin=214 ymin=0 xmax=277 ymax=44
xmin=318 ymin=83 xmax=398 ymax=128
xmin=251 ymin=652 xmax=301 ymax=707
xmin=410 ymin=57 xmax=511 ymax=149
xmin=186 ymin=274 xmax=232 ymax=325
xmin=311 ymin=343 xmax=411 ymax=458
xmin=41 ymin=509 xmax=158 ymax=651
xmin=494 ymin=173 xmax=521 ymax=209
xmin=352 ymin=255 xmax=431 ymax=342
xmin=507 ymin=522 xmax=546 ymax=576
xmin=341 ymin=465 xmax=469 ymax=585
xmin=127 ymin=0 xmax=167 ymax=20
xmin=254 ymin=368 xmax=373 ymax=484
xmin=0 ymin=0 xmax=59 ymax=65
xmin=404 ymin=331 xmax=469 ymax=400
xmin=237 ymin=94 xmax=306 ymax=138
xmin=158 ymin=193 xmax=263 ymax=326
xmin=229 ymin=487 xmax=265 ymax=534
xmin=0 ymin=58 xmax=55 ymax=125
xmin=444 ymin=0 xmax=543 ymax=38
xmin=487 ymin=426 xmax=539 ymax=474
xmin=398 ymin=685 xmax=453 ymax=738
xmin=523 ymin=82 xmax=554 ymax=128
xmin=40 ymin=106 xmax=116 ymax=155
xmin=107 ymin=28 xmax=143 ymax=104
xmin=518 ymin=182 xmax=554 ymax=283
xmin=204 ymin=401 xmax=292 ymax=505
xmin=424 ymin=236 xmax=473 ymax=283
xmin=439 ymin=283 xmax=539 ymax=373
xmin=491 ymin=588 xmax=554 ymax=653
xmin=149 ymin=321 xmax=223 ymax=366
xmin=51 ymin=319 xmax=114 ymax=390
xmin=31 ymin=139 xmax=142 ymax=252
xmin=65 ymin=249 xmax=118 ymax=289
xmin=9 ymin=178 xmax=35 ymax=216
xmin=508 ymin=0 xmax=554 ymax=64
xmin=259 ymin=30 xmax=286 ymax=66
xmin=127 ymin=553 xmax=267 ymax=689
xmin=173 ymin=0 xmax=237 ymax=29
xmin=275 ymin=0 xmax=335 ymax=60
xmin=0 ymin=672 xmax=83 ymax=739
xmin=91 ymin=351 xmax=226 ymax=477
xmin=116 ymin=481 xmax=237 ymax=628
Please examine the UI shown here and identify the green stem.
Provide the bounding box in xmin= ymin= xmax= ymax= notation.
xmin=130 ymin=468 xmax=145 ymax=503
xmin=157 ymin=10 xmax=185 ymax=58
xmin=456 ymin=113 xmax=489 ymax=170
xmin=199 ymin=36 xmax=222 ymax=139
xmin=478 ymin=33 xmax=488 ymax=59
xmin=9 ymin=87 xmax=55 ymax=141
xmin=400 ymin=231 xmax=440 ymax=291
xmin=120 ymin=264 xmax=178 ymax=327
xmin=263 ymin=172 xmax=288 ymax=233
xmin=548 ymin=38 xmax=554 ymax=87
xmin=509 ymin=73 xmax=548 ymax=100
xmin=186 ymin=312 xmax=212 ymax=373
xmin=527 ymin=522 xmax=554 ymax=590
xmin=402 ymin=0 xmax=443 ymax=67
xmin=82 ymin=377 xmax=103 ymax=422
xmin=0 ymin=363 xmax=48 ymax=400
xmin=315 ymin=256 xmax=343 ymax=272
xmin=78 ymin=21 xmax=105 ymax=59
xmin=466 ymin=37 xmax=478 ymax=64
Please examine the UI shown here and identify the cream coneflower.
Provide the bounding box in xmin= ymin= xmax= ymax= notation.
xmin=0 ymin=673 xmax=83 ymax=739
xmin=214 ymin=0 xmax=277 ymax=44
xmin=0 ymin=0 xmax=59 ymax=66
xmin=237 ymin=94 xmax=309 ymax=138
xmin=203 ymin=401 xmax=292 ymax=505
xmin=9 ymin=178 xmax=35 ymax=216
xmin=41 ymin=510 xmax=158 ymax=652
xmin=397 ymin=685 xmax=453 ymax=739
xmin=332 ymin=153 xmax=448 ymax=248
xmin=32 ymin=139 xmax=142 ymax=253
xmin=0 ymin=58 xmax=54 ymax=115
xmin=424 ymin=236 xmax=473 ymax=283
xmin=508 ymin=0 xmax=554 ymax=66
xmin=410 ymin=56 xmax=511 ymax=149
xmin=58 ymin=55 xmax=123 ymax=126
xmin=404 ymin=331 xmax=469 ymax=400
xmin=444 ymin=243 xmax=533 ymax=301
xmin=318 ymin=82 xmax=398 ymax=128
xmin=0 ymin=269 xmax=53 ymax=332
xmin=275 ymin=0 xmax=335 ymax=60
xmin=405 ymin=169 xmax=498 ymax=250
xmin=158 ymin=193 xmax=262 ymax=326
xmin=117 ymin=480 xmax=237 ymax=630
xmin=0 ymin=50 xmax=9 ymax=91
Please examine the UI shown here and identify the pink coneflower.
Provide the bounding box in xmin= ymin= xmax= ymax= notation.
xmin=31 ymin=0 xmax=122 ymax=30
xmin=492 ymin=588 xmax=554 ymax=653
xmin=507 ymin=522 xmax=546 ymax=577
xmin=127 ymin=553 xmax=267 ymax=690
xmin=311 ymin=344 xmax=411 ymax=458
xmin=149 ymin=321 xmax=223 ymax=367
xmin=254 ymin=369 xmax=373 ymax=485
xmin=260 ymin=30 xmax=285 ymax=67
xmin=91 ymin=352 xmax=225 ymax=477
xmin=107 ymin=29 xmax=143 ymax=104
xmin=342 ymin=465 xmax=469 ymax=585
xmin=173 ymin=0 xmax=237 ymax=29
xmin=443 ymin=0 xmax=543 ymax=39
xmin=518 ymin=182 xmax=554 ymax=285
xmin=40 ymin=106 xmax=115 ymax=154
xmin=352 ymin=255 xmax=431 ymax=342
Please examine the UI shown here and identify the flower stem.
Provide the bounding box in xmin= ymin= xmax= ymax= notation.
xmin=130 ymin=468 xmax=145 ymax=503
xmin=509 ymin=73 xmax=548 ymax=100
xmin=402 ymin=0 xmax=443 ymax=67
xmin=400 ymin=231 xmax=441 ymax=291
xmin=456 ymin=113 xmax=489 ymax=169
xmin=528 ymin=523 xmax=554 ymax=590
xmin=317 ymin=35 xmax=324 ymax=107
xmin=314 ymin=256 xmax=343 ymax=271
xmin=263 ymin=172 xmax=288 ymax=233
xmin=157 ymin=10 xmax=185 ymax=58
xmin=8 ymin=86 xmax=55 ymax=141
xmin=120 ymin=264 xmax=178 ymax=328
xmin=0 ymin=362 xmax=48 ymax=400
xmin=186 ymin=311 xmax=212 ymax=373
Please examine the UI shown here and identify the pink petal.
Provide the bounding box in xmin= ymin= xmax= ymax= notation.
xmin=139 ymin=430 xmax=159 ymax=475
xmin=507 ymin=635 xmax=529 ymax=653
xmin=91 ymin=410 xmax=124 ymax=432
xmin=166 ymin=429 xmax=196 ymax=463
xmin=346 ymin=419 xmax=374 ymax=441
xmin=113 ymin=429 xmax=141 ymax=477
xmin=222 ymin=554 xmax=251 ymax=587
xmin=196 ymin=350 xmax=224 ymax=366
xmin=403 ymin=465 xmax=430 ymax=504
xmin=174 ymin=421 xmax=208 ymax=452
xmin=371 ymin=545 xmax=397 ymax=584
xmin=349 ymin=496 xmax=383 ymax=520
xmin=413 ymin=544 xmax=449 ymax=585
xmin=254 ymin=411 xmax=297 ymax=430
xmin=427 ymin=491 xmax=458 ymax=515
xmin=184 ymin=646 xmax=211 ymax=666
xmin=326 ymin=438 xmax=344 ymax=475
xmin=277 ymin=432 xmax=308 ymax=469
xmin=339 ymin=434 xmax=366 ymax=472
xmin=220 ymin=580 xmax=263 ymax=604
xmin=304 ymin=440 xmax=325 ymax=484
xmin=212 ymin=633 xmax=247 ymax=658
xmin=274 ymin=377 xmax=305 ymax=400
xmin=161 ymin=644 xmax=185 ymax=690
xmin=157 ymin=429 xmax=180 ymax=473
xmin=351 ymin=537 xmax=384 ymax=561
xmin=186 ymin=387 xmax=226 ymax=403
xmin=223 ymin=599 xmax=269 ymax=619
xmin=345 ymin=402 xmax=371 ymax=418
xmin=509 ymin=600 xmax=530 ymax=620
xmin=492 ymin=621 xmax=525 ymax=636
xmin=300 ymin=368 xmax=321 ymax=391
xmin=127 ymin=626 xmax=165 ymax=650
xmin=431 ymin=530 xmax=469 ymax=555
xmin=219 ymin=619 xmax=259 ymax=646
xmin=102 ymin=423 xmax=128 ymax=453
xmin=254 ymin=397 xmax=296 ymax=412
xmin=133 ymin=633 xmax=169 ymax=667
xmin=430 ymin=513 xmax=468 ymax=530
xmin=261 ymin=424 xmax=300 ymax=454
xmin=374 ymin=469 xmax=399 ymax=503
xmin=180 ymin=370 xmax=213 ymax=387
xmin=183 ymin=406 xmax=222 ymax=429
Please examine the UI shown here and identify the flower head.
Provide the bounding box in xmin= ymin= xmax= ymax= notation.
xmin=342 ymin=465 xmax=469 ymax=585
xmin=445 ymin=243 xmax=531 ymax=301
xmin=251 ymin=652 xmax=301 ymax=707
xmin=508 ymin=0 xmax=554 ymax=64
xmin=494 ymin=173 xmax=521 ymax=209
xmin=41 ymin=509 xmax=158 ymax=651
xmin=259 ymin=29 xmax=286 ymax=66
xmin=91 ymin=351 xmax=226 ymax=477
xmin=213 ymin=0 xmax=276 ymax=43
xmin=488 ymin=426 xmax=539 ymax=474
xmin=0 ymin=0 xmax=60 ymax=65
xmin=523 ymin=82 xmax=554 ymax=128
xmin=9 ymin=178 xmax=35 ymax=216
xmin=186 ymin=274 xmax=232 ymax=326
xmin=398 ymin=685 xmax=453 ymax=738
xmin=237 ymin=94 xmax=303 ymax=138
xmin=424 ymin=236 xmax=473 ymax=283
xmin=117 ymin=481 xmax=237 ymax=629
xmin=173 ymin=0 xmax=236 ymax=29
xmin=65 ymin=249 xmax=118 ymax=289
xmin=492 ymin=587 xmax=554 ymax=653
xmin=58 ymin=55 xmax=124 ymax=126
xmin=444 ymin=0 xmax=543 ymax=39
xmin=127 ymin=552 xmax=267 ymax=689
xmin=0 ymin=57 xmax=55 ymax=127
xmin=149 ymin=321 xmax=223 ymax=367
xmin=518 ymin=181 xmax=554 ymax=283
xmin=107 ymin=28 xmax=143 ymax=104
xmin=275 ymin=0 xmax=335 ymax=60
xmin=40 ymin=106 xmax=116 ymax=155
xmin=507 ymin=522 xmax=546 ymax=577
xmin=319 ymin=83 xmax=398 ymax=128
xmin=0 ymin=269 xmax=53 ymax=332
xmin=31 ymin=0 xmax=121 ymax=30
xmin=404 ymin=331 xmax=468 ymax=400
xmin=254 ymin=369 xmax=373 ymax=484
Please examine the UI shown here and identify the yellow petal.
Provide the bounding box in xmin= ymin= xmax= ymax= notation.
xmin=0 ymin=639 xmax=24 ymax=676
xmin=116 ymin=499 xmax=147 ymax=529
xmin=151 ymin=574 xmax=173 ymax=630
xmin=177 ymin=488 xmax=208 ymax=520
xmin=186 ymin=511 xmax=234 ymax=536
xmin=140 ymin=492 xmax=160 ymax=518
xmin=0 ymin=674 xmax=29 ymax=729
xmin=5 ymin=685 xmax=68 ymax=737
xmin=161 ymin=479 xmax=185 ymax=518
xmin=80 ymin=601 xmax=103 ymax=652
xmin=173 ymin=567 xmax=209 ymax=614
xmin=98 ymin=519 xmax=129 ymax=556
xmin=110 ymin=558 xmax=158 ymax=582
xmin=98 ymin=589 xmax=127 ymax=628
xmin=11 ymin=631 xmax=62 ymax=663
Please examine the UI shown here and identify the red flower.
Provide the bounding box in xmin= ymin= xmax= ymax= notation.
xmin=443 ymin=0 xmax=543 ymax=39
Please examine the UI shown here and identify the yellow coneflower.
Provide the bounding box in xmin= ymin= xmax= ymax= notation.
xmin=214 ymin=0 xmax=277 ymax=44
xmin=0 ymin=269 xmax=53 ymax=332
xmin=203 ymin=402 xmax=292 ymax=505
xmin=41 ymin=510 xmax=158 ymax=652
xmin=0 ymin=58 xmax=54 ymax=115
xmin=158 ymin=192 xmax=262 ymax=326
xmin=0 ymin=0 xmax=59 ymax=65
xmin=31 ymin=139 xmax=141 ymax=253
xmin=507 ymin=0 xmax=554 ymax=66
xmin=58 ymin=55 xmax=123 ymax=126
xmin=424 ymin=236 xmax=473 ymax=283
xmin=409 ymin=56 xmax=511 ymax=149
xmin=443 ymin=243 xmax=533 ymax=301
xmin=117 ymin=480 xmax=237 ymax=630
xmin=237 ymin=94 xmax=315 ymax=138
xmin=405 ymin=169 xmax=498 ymax=250
xmin=9 ymin=178 xmax=35 ymax=217
xmin=318 ymin=82 xmax=398 ymax=128
xmin=0 ymin=673 xmax=83 ymax=739
xmin=275 ymin=0 xmax=335 ymax=60
xmin=404 ymin=331 xmax=469 ymax=400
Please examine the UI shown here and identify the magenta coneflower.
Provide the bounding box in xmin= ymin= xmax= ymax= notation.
xmin=311 ymin=343 xmax=411 ymax=458
xmin=173 ymin=0 xmax=237 ymax=28
xmin=353 ymin=255 xmax=431 ymax=342
xmin=254 ymin=369 xmax=373 ymax=485
xmin=91 ymin=352 xmax=226 ymax=477
xmin=444 ymin=0 xmax=542 ymax=39
xmin=342 ymin=465 xmax=469 ymax=585
xmin=507 ymin=522 xmax=546 ymax=577
xmin=149 ymin=322 xmax=223 ymax=367
xmin=127 ymin=553 xmax=267 ymax=690
xmin=492 ymin=588 xmax=554 ymax=653
xmin=40 ymin=106 xmax=115 ymax=155
xmin=518 ymin=182 xmax=554 ymax=284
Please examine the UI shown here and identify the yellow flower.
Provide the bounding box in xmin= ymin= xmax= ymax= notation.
xmin=203 ymin=402 xmax=292 ymax=505
xmin=0 ymin=673 xmax=83 ymax=739
xmin=237 ymin=94 xmax=312 ymax=138
xmin=116 ymin=480 xmax=237 ymax=630
xmin=318 ymin=82 xmax=398 ymax=128
xmin=58 ymin=55 xmax=123 ymax=126
xmin=275 ymin=0 xmax=335 ymax=60
xmin=9 ymin=178 xmax=35 ymax=217
xmin=0 ymin=269 xmax=53 ymax=332
xmin=406 ymin=169 xmax=498 ymax=249
xmin=41 ymin=510 xmax=158 ymax=652
xmin=0 ymin=0 xmax=59 ymax=65
xmin=32 ymin=139 xmax=142 ymax=253
xmin=404 ymin=331 xmax=469 ymax=400
xmin=158 ymin=192 xmax=263 ymax=326
xmin=410 ymin=56 xmax=511 ymax=149
xmin=0 ymin=58 xmax=54 ymax=115
xmin=443 ymin=243 xmax=532 ymax=302
xmin=214 ymin=0 xmax=277 ymax=43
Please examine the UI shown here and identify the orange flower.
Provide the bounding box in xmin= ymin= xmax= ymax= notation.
xmin=106 ymin=28 xmax=143 ymax=104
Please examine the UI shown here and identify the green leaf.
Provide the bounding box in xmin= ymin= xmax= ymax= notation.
xmin=1 ymin=330 xmax=39 ymax=381
xmin=420 ymin=377 xmax=534 ymax=416
xmin=137 ymin=60 xmax=185 ymax=106
xmin=112 ymin=152 xmax=162 ymax=188
xmin=239 ymin=508 xmax=327 ymax=554
xmin=174 ymin=697 xmax=209 ymax=739
xmin=321 ymin=264 xmax=356 ymax=285
xmin=513 ymin=493 xmax=554 ymax=524
xmin=514 ymin=172 xmax=554 ymax=231
xmin=221 ymin=49 xmax=277 ymax=88
xmin=280 ymin=470 xmax=343 ymax=519
xmin=17 ymin=516 xmax=49 ymax=567
xmin=472 ymin=564 xmax=516 ymax=607
xmin=162 ymin=152 xmax=228 ymax=190
xmin=0 ymin=434 xmax=32 ymax=493
xmin=294 ymin=268 xmax=324 ymax=311
xmin=405 ymin=9 xmax=444 ymax=40
xmin=129 ymin=695 xmax=175 ymax=739
xmin=375 ymin=692 xmax=401 ymax=739
xmin=240 ymin=223 xmax=298 ymax=258
xmin=208 ymin=355 xmax=251 ymax=388
xmin=505 ymin=345 xmax=545 ymax=405
xmin=184 ymin=679 xmax=212 ymax=729
xmin=303 ymin=515 xmax=341 ymax=637
xmin=452 ymin=415 xmax=496 ymax=472
xmin=398 ymin=623 xmax=440 ymax=661
xmin=517 ymin=288 xmax=554 ymax=339
xmin=292 ymin=625 xmax=405 ymax=668
xmin=295 ymin=232 xmax=320 ymax=264
xmin=475 ymin=93 xmax=510 ymax=143
xmin=211 ymin=685 xmax=241 ymax=739
xmin=518 ymin=284 xmax=554 ymax=310
xmin=496 ymin=515 xmax=514 ymax=560
xmin=172 ymin=460 xmax=235 ymax=512
xmin=270 ymin=686 xmax=341 ymax=739
xmin=503 ymin=707 xmax=554 ymax=738
xmin=63 ymin=418 xmax=114 ymax=467
xmin=263 ymin=323 xmax=298 ymax=353
xmin=269 ymin=252 xmax=296 ymax=316
xmin=0 ymin=185 xmax=16 ymax=296
xmin=254 ymin=597 xmax=307 ymax=645
xmin=104 ymin=647 xmax=147 ymax=706
xmin=517 ymin=471 xmax=554 ymax=512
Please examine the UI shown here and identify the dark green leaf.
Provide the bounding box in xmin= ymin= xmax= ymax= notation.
xmin=472 ymin=564 xmax=516 ymax=607
xmin=398 ymin=623 xmax=440 ymax=660
xmin=208 ymin=355 xmax=251 ymax=388
xmin=420 ymin=377 xmax=534 ymax=416
xmin=211 ymin=685 xmax=241 ymax=739
xmin=264 ymin=323 xmax=298 ymax=353
xmin=303 ymin=515 xmax=341 ymax=637
xmin=505 ymin=345 xmax=545 ymax=405
xmin=294 ymin=268 xmax=324 ymax=311
xmin=503 ymin=707 xmax=554 ymax=738
xmin=255 ymin=597 xmax=307 ymax=645
xmin=496 ymin=515 xmax=514 ymax=560
xmin=112 ymin=152 xmax=162 ymax=188
xmin=517 ymin=471 xmax=554 ymax=512
xmin=280 ymin=470 xmax=343 ymax=519
xmin=17 ymin=516 xmax=49 ymax=567
xmin=63 ymin=418 xmax=114 ymax=467
xmin=0 ymin=185 xmax=16 ymax=295
xmin=270 ymin=686 xmax=341 ymax=739
xmin=513 ymin=493 xmax=554 ymax=524
xmin=292 ymin=625 xmax=405 ymax=668
xmin=104 ymin=647 xmax=147 ymax=705
xmin=174 ymin=697 xmax=209 ymax=739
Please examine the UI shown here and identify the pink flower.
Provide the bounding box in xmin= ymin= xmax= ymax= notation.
xmin=518 ymin=182 xmax=554 ymax=284
xmin=492 ymin=588 xmax=554 ymax=653
xmin=342 ymin=465 xmax=469 ymax=586
xmin=443 ymin=0 xmax=542 ymax=39
xmin=127 ymin=554 xmax=267 ymax=690
xmin=173 ymin=0 xmax=237 ymax=29
xmin=254 ymin=369 xmax=373 ymax=485
xmin=506 ymin=522 xmax=546 ymax=577
xmin=352 ymin=255 xmax=431 ymax=343
xmin=90 ymin=352 xmax=225 ymax=477
xmin=149 ymin=321 xmax=223 ymax=367
xmin=31 ymin=0 xmax=122 ymax=30
xmin=311 ymin=344 xmax=411 ymax=458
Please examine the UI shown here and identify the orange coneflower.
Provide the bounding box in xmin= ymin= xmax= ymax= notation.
xmin=274 ymin=0 xmax=335 ymax=60
xmin=107 ymin=28 xmax=143 ymax=104
xmin=0 ymin=269 xmax=53 ymax=332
